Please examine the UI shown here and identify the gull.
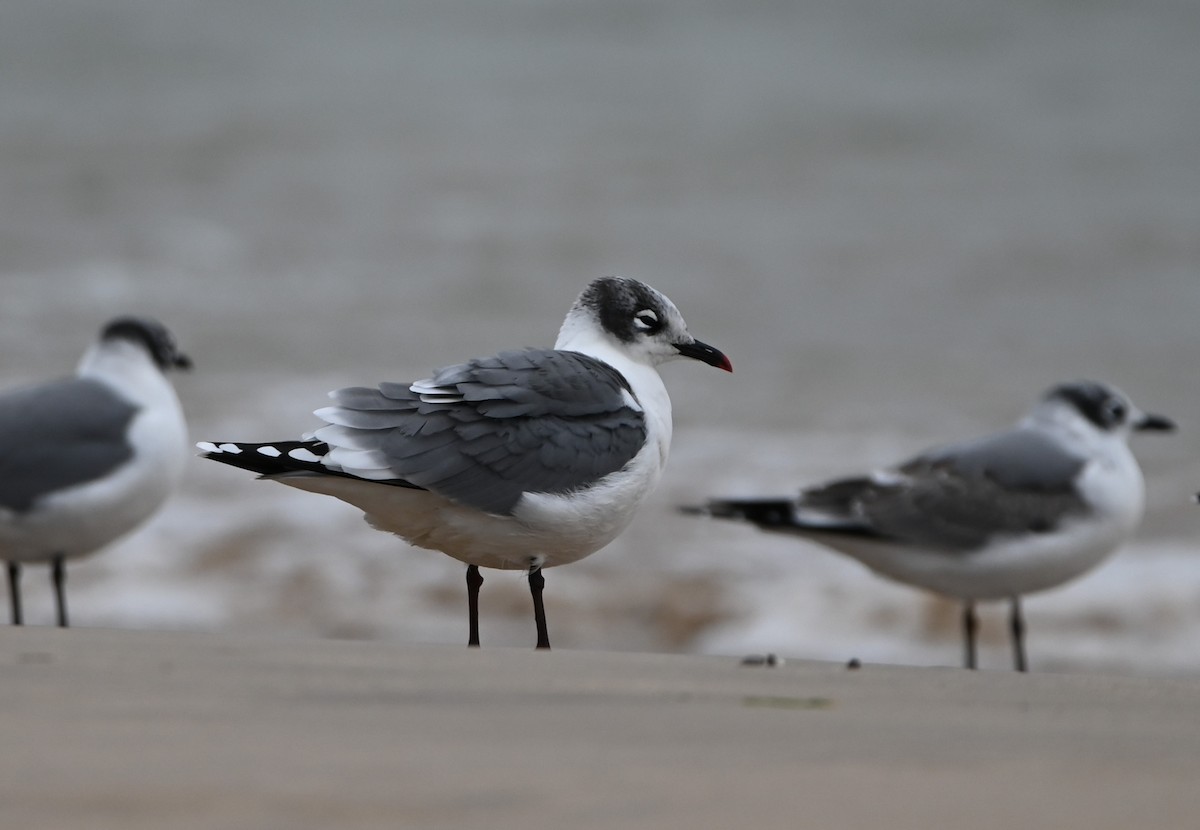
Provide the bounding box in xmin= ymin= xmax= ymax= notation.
xmin=200 ymin=277 xmax=731 ymax=648
xmin=0 ymin=317 xmax=192 ymax=627
xmin=684 ymin=381 xmax=1173 ymax=671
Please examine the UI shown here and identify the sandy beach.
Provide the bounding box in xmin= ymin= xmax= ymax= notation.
xmin=2 ymin=626 xmax=1197 ymax=830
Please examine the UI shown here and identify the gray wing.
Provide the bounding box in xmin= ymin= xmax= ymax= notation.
xmin=312 ymin=349 xmax=648 ymax=516
xmin=797 ymin=428 xmax=1090 ymax=551
xmin=0 ymin=378 xmax=138 ymax=513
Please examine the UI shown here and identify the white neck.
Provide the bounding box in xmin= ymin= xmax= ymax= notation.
xmin=78 ymin=339 xmax=172 ymax=408
xmin=554 ymin=310 xmax=603 ymax=354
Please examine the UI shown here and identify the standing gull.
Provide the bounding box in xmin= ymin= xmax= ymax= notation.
xmin=685 ymin=381 xmax=1172 ymax=671
xmin=200 ymin=277 xmax=731 ymax=649
xmin=0 ymin=317 xmax=192 ymax=627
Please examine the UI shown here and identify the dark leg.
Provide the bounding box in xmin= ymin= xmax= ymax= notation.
xmin=466 ymin=565 xmax=483 ymax=648
xmin=962 ymin=600 xmax=978 ymax=670
xmin=528 ymin=565 xmax=550 ymax=650
xmin=52 ymin=555 xmax=68 ymax=629
xmin=7 ymin=562 xmax=22 ymax=626
xmin=1009 ymin=595 xmax=1027 ymax=673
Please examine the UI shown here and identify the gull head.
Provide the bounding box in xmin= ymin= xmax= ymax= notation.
xmin=1032 ymin=380 xmax=1173 ymax=440
xmin=556 ymin=277 xmax=731 ymax=372
xmin=100 ymin=316 xmax=193 ymax=372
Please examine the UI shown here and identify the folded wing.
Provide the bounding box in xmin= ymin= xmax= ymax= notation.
xmin=0 ymin=378 xmax=137 ymax=513
xmin=313 ymin=349 xmax=649 ymax=516
xmin=796 ymin=428 xmax=1091 ymax=551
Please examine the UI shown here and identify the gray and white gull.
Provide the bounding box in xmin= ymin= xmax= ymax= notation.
xmin=201 ymin=277 xmax=731 ymax=648
xmin=685 ymin=381 xmax=1173 ymax=671
xmin=0 ymin=317 xmax=192 ymax=626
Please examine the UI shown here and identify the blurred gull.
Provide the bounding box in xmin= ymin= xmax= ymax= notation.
xmin=0 ymin=318 xmax=192 ymax=626
xmin=685 ymin=381 xmax=1173 ymax=671
xmin=201 ymin=277 xmax=731 ymax=649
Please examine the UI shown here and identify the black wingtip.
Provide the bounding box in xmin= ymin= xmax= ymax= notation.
xmin=679 ymin=499 xmax=797 ymax=528
xmin=197 ymin=440 xmax=430 ymax=493
xmin=195 ymin=440 xmax=330 ymax=477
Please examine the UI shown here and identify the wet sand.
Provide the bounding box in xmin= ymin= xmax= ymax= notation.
xmin=1 ymin=627 xmax=1197 ymax=829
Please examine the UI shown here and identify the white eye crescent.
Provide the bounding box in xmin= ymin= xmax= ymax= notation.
xmin=634 ymin=309 xmax=659 ymax=330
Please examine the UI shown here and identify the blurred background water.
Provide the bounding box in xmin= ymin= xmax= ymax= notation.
xmin=2 ymin=0 xmax=1198 ymax=672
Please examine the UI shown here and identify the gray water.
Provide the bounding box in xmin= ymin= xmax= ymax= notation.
xmin=2 ymin=0 xmax=1198 ymax=672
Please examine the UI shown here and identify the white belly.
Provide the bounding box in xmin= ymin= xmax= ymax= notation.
xmin=807 ymin=514 xmax=1131 ymax=601
xmin=277 ymin=433 xmax=667 ymax=571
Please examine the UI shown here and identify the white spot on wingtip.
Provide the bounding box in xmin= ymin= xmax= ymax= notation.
xmin=196 ymin=441 xmax=219 ymax=453
xmin=288 ymin=448 xmax=323 ymax=463
xmin=218 ymin=443 xmax=243 ymax=454
xmin=257 ymin=446 xmax=282 ymax=458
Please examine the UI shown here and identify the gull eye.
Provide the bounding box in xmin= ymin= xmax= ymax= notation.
xmin=633 ymin=309 xmax=661 ymax=332
xmin=1102 ymin=398 xmax=1127 ymax=426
